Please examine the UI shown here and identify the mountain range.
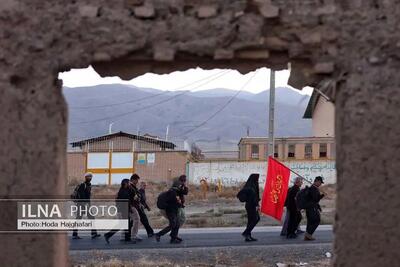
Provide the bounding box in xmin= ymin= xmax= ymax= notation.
xmin=64 ymin=84 xmax=312 ymax=150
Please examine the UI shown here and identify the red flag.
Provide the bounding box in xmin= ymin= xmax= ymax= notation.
xmin=261 ymin=156 xmax=290 ymax=221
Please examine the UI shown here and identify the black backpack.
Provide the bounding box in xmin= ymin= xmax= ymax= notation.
xmin=157 ymin=191 xmax=169 ymax=210
xmin=296 ymin=186 xmax=310 ymax=210
xmin=237 ymin=188 xmax=249 ymax=202
xmin=70 ymin=183 xmax=85 ymax=201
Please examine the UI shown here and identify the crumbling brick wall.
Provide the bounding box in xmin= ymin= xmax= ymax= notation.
xmin=0 ymin=0 xmax=399 ymax=266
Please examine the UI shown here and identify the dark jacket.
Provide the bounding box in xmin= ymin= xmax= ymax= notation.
xmin=138 ymin=188 xmax=150 ymax=210
xmin=172 ymin=179 xmax=189 ymax=208
xmin=165 ymin=188 xmax=180 ymax=212
xmin=243 ymin=174 xmax=260 ymax=209
xmin=285 ymin=184 xmax=300 ymax=211
xmin=77 ymin=181 xmax=91 ymax=200
xmin=307 ymin=185 xmax=324 ymax=209
xmin=116 ymin=187 xmax=131 ymax=217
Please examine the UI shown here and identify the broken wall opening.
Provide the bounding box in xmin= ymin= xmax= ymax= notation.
xmin=3 ymin=0 xmax=400 ymax=266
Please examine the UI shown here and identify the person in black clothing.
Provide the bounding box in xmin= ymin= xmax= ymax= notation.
xmin=285 ymin=177 xmax=303 ymax=239
xmin=175 ymin=175 xmax=188 ymax=227
xmin=138 ymin=181 xmax=154 ymax=237
xmin=241 ymin=173 xmax=261 ymax=242
xmin=155 ymin=184 xmax=182 ymax=244
xmin=72 ymin=172 xmax=101 ymax=239
xmin=305 ymin=176 xmax=325 ymax=241
xmin=104 ymin=179 xmax=132 ymax=243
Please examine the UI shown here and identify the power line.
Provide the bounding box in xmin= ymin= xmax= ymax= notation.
xmin=71 ymin=70 xmax=231 ymax=125
xmin=174 ymin=70 xmax=259 ymax=138
xmin=70 ymin=90 xmax=170 ymax=109
xmin=69 ymin=70 xmax=230 ymax=109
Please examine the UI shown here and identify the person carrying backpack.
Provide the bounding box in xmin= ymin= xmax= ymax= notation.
xmin=304 ymin=176 xmax=325 ymax=241
xmin=155 ymin=183 xmax=182 ymax=244
xmin=239 ymin=173 xmax=260 ymax=242
xmin=71 ymin=172 xmax=100 ymax=240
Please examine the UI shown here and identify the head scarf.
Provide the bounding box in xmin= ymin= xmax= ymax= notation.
xmin=243 ymin=173 xmax=260 ymax=201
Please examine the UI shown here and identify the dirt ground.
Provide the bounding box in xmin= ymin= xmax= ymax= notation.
xmin=73 ymin=183 xmax=336 ymax=228
xmin=70 ymin=243 xmax=333 ymax=267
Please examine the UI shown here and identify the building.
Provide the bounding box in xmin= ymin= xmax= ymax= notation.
xmin=303 ymin=90 xmax=335 ymax=137
xmin=69 ymin=131 xmax=176 ymax=152
xmin=238 ymin=136 xmax=335 ymax=161
xmin=67 ymin=131 xmax=189 ymax=185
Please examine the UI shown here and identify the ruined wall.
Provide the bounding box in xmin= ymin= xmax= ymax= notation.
xmin=333 ymin=1 xmax=400 ymax=266
xmin=0 ymin=0 xmax=399 ymax=266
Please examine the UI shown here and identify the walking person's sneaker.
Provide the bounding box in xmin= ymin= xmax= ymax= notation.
xmin=296 ymin=229 xmax=305 ymax=234
xmin=104 ymin=234 xmax=110 ymax=244
xmin=175 ymin=236 xmax=183 ymax=242
xmin=249 ymin=236 xmax=258 ymax=241
xmin=244 ymin=235 xmax=253 ymax=242
xmin=170 ymin=238 xmax=182 ymax=244
xmin=148 ymin=233 xmax=154 ymax=238
xmin=287 ymin=233 xmax=297 ymax=239
xmin=91 ymin=233 xmax=101 ymax=239
xmin=133 ymin=236 xmax=143 ymax=241
xmin=72 ymin=235 xmax=82 ymax=240
xmin=155 ymin=233 xmax=161 ymax=242
xmin=304 ymin=233 xmax=315 ymax=241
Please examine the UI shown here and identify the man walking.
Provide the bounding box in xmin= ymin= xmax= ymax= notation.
xmin=155 ymin=183 xmax=182 ymax=244
xmin=104 ymin=179 xmax=131 ymax=243
xmin=305 ymin=176 xmax=325 ymax=241
xmin=128 ymin=174 xmax=142 ymax=241
xmin=138 ymin=181 xmax=154 ymax=237
xmin=175 ymin=175 xmax=188 ymax=227
xmin=285 ymin=177 xmax=303 ymax=239
xmin=72 ymin=172 xmax=100 ymax=239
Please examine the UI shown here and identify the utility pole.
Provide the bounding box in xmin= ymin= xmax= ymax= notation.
xmin=165 ymin=124 xmax=170 ymax=141
xmin=108 ymin=122 xmax=114 ymax=134
xmin=268 ymin=70 xmax=275 ymax=157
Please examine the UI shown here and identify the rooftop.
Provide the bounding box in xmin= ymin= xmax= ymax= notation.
xmin=70 ymin=131 xmax=176 ymax=149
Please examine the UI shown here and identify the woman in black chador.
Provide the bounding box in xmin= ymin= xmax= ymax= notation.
xmin=241 ymin=173 xmax=261 ymax=241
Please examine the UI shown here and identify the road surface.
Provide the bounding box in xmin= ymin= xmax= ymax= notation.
xmin=69 ymin=225 xmax=333 ymax=250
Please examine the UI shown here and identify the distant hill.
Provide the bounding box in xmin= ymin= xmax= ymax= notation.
xmin=64 ymin=84 xmax=311 ymax=150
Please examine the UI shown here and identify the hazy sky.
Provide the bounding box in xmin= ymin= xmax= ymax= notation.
xmin=59 ymin=66 xmax=313 ymax=95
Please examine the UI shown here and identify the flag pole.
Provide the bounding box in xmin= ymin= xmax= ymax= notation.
xmin=288 ymin=168 xmax=313 ymax=185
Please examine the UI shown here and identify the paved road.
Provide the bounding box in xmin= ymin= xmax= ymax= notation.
xmin=69 ymin=225 xmax=333 ymax=250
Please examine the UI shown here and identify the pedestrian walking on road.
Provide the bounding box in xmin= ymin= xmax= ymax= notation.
xmin=285 ymin=177 xmax=303 ymax=239
xmin=238 ymin=173 xmax=260 ymax=242
xmin=104 ymin=179 xmax=132 ymax=243
xmin=138 ymin=181 xmax=155 ymax=237
xmin=155 ymin=183 xmax=182 ymax=244
xmin=71 ymin=172 xmax=101 ymax=240
xmin=304 ymin=176 xmax=325 ymax=241
xmin=128 ymin=174 xmax=142 ymax=242
xmin=175 ymin=175 xmax=189 ymax=227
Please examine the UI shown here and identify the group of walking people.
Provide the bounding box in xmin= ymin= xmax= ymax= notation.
xmin=238 ymin=173 xmax=325 ymax=242
xmin=71 ymin=172 xmax=188 ymax=244
xmin=72 ymin=172 xmax=325 ymax=244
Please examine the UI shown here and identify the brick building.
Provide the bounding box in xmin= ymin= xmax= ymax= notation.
xmin=238 ymin=136 xmax=335 ymax=161
xmin=67 ymin=131 xmax=189 ymax=184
